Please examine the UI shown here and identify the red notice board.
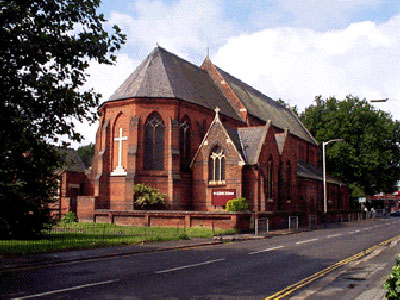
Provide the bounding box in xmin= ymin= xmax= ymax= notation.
xmin=212 ymin=189 xmax=236 ymax=205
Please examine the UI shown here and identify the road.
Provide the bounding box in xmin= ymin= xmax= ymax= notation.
xmin=2 ymin=218 xmax=400 ymax=299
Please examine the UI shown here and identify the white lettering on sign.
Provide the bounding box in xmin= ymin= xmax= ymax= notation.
xmin=213 ymin=191 xmax=235 ymax=196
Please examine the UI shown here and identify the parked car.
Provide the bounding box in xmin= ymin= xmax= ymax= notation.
xmin=390 ymin=210 xmax=400 ymax=216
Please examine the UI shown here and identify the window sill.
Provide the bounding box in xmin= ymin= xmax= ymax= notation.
xmin=208 ymin=180 xmax=226 ymax=186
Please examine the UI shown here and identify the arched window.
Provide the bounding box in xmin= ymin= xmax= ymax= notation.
xmin=144 ymin=112 xmax=165 ymax=170
xmin=209 ymin=146 xmax=225 ymax=184
xmin=286 ymin=160 xmax=291 ymax=201
xmin=179 ymin=117 xmax=191 ymax=171
xmin=267 ymin=156 xmax=273 ymax=199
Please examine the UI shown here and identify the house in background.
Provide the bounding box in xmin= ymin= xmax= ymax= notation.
xmin=61 ymin=46 xmax=350 ymax=229
xmin=50 ymin=148 xmax=88 ymax=220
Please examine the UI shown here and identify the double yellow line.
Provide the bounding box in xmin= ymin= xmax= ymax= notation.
xmin=265 ymin=234 xmax=400 ymax=299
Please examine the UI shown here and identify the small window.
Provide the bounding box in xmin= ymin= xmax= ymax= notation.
xmin=209 ymin=146 xmax=225 ymax=184
xmin=267 ymin=156 xmax=273 ymax=199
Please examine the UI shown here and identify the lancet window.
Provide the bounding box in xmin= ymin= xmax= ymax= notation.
xmin=209 ymin=146 xmax=225 ymax=184
xmin=144 ymin=112 xmax=165 ymax=170
xmin=179 ymin=118 xmax=191 ymax=171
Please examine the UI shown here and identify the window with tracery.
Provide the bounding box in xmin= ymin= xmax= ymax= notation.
xmin=144 ymin=112 xmax=165 ymax=170
xmin=179 ymin=118 xmax=191 ymax=171
xmin=267 ymin=156 xmax=273 ymax=199
xmin=209 ymin=146 xmax=225 ymax=184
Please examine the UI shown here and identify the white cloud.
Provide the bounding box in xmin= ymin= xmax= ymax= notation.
xmin=213 ymin=15 xmax=400 ymax=120
xmin=108 ymin=0 xmax=234 ymax=62
xmin=67 ymin=53 xmax=139 ymax=148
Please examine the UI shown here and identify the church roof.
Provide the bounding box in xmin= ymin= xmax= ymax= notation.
xmin=108 ymin=46 xmax=240 ymax=121
xmin=215 ymin=67 xmax=317 ymax=145
xmin=237 ymin=126 xmax=268 ymax=165
xmin=297 ymin=160 xmax=342 ymax=184
xmin=56 ymin=148 xmax=86 ymax=172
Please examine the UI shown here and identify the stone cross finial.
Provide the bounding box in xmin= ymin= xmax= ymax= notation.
xmin=214 ymin=107 xmax=221 ymax=122
xmin=111 ymin=127 xmax=128 ymax=176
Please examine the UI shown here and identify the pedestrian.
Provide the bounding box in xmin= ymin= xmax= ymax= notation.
xmin=364 ymin=207 xmax=368 ymax=220
xmin=371 ymin=207 xmax=375 ymax=219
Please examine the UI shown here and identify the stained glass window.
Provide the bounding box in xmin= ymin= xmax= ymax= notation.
xmin=144 ymin=112 xmax=165 ymax=170
xmin=209 ymin=146 xmax=225 ymax=184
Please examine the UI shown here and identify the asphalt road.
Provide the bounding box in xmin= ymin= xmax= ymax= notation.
xmin=2 ymin=218 xmax=400 ymax=300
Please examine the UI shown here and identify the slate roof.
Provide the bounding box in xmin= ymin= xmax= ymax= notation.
xmin=108 ymin=47 xmax=240 ymax=121
xmin=215 ymin=67 xmax=316 ymax=145
xmin=237 ymin=127 xmax=267 ymax=165
xmin=57 ymin=148 xmax=86 ymax=172
xmin=297 ymin=160 xmax=342 ymax=184
xmin=274 ymin=133 xmax=286 ymax=154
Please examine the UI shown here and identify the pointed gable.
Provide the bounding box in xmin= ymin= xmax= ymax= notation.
xmin=191 ymin=108 xmax=245 ymax=167
xmin=108 ymin=46 xmax=240 ymax=121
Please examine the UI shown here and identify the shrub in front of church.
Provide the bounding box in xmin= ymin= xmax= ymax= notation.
xmin=60 ymin=211 xmax=77 ymax=224
xmin=134 ymin=184 xmax=166 ymax=210
xmin=225 ymin=198 xmax=249 ymax=212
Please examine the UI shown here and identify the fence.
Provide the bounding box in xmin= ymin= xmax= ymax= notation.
xmin=0 ymin=222 xmax=227 ymax=255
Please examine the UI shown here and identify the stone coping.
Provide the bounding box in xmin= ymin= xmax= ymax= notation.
xmin=94 ymin=209 xmax=252 ymax=216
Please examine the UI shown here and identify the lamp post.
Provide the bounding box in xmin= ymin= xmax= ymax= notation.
xmin=323 ymin=139 xmax=343 ymax=224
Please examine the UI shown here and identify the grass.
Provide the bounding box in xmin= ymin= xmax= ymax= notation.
xmin=0 ymin=222 xmax=238 ymax=255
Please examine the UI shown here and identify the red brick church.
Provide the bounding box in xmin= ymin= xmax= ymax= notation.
xmin=64 ymin=46 xmax=350 ymax=229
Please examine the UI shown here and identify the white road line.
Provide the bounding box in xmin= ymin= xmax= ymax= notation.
xmin=374 ymin=225 xmax=380 ymax=228
xmin=327 ymin=234 xmax=342 ymax=238
xmin=12 ymin=280 xmax=119 ymax=299
xmin=154 ymin=258 xmax=225 ymax=274
xmin=363 ymin=227 xmax=371 ymax=230
xmin=249 ymin=245 xmax=284 ymax=255
xmin=296 ymin=239 xmax=318 ymax=245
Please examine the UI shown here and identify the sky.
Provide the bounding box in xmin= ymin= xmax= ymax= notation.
xmin=71 ymin=0 xmax=400 ymax=148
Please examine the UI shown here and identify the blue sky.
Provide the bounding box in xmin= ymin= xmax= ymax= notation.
xmin=73 ymin=0 xmax=400 ymax=147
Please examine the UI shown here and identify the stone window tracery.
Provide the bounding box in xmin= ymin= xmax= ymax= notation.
xmin=209 ymin=146 xmax=225 ymax=185
xmin=144 ymin=112 xmax=165 ymax=170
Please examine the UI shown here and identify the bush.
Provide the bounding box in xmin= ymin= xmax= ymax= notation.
xmin=225 ymin=198 xmax=248 ymax=212
xmin=61 ymin=211 xmax=76 ymax=224
xmin=385 ymin=254 xmax=400 ymax=299
xmin=134 ymin=184 xmax=166 ymax=210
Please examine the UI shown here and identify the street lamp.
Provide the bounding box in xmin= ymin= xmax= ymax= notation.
xmin=370 ymin=98 xmax=389 ymax=103
xmin=323 ymin=139 xmax=343 ymax=215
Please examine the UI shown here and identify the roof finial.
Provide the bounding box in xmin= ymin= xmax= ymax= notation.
xmin=156 ymin=42 xmax=159 ymax=47
xmin=206 ymin=47 xmax=209 ymax=58
xmin=214 ymin=107 xmax=220 ymax=121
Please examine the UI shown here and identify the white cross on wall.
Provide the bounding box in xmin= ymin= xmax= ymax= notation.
xmin=111 ymin=127 xmax=128 ymax=176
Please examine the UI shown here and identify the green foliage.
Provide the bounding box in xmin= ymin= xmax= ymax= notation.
xmin=384 ymin=255 xmax=400 ymax=299
xmin=300 ymin=96 xmax=400 ymax=197
xmin=61 ymin=212 xmax=77 ymax=224
xmin=133 ymin=184 xmax=166 ymax=210
xmin=0 ymin=0 xmax=125 ymax=238
xmin=77 ymin=144 xmax=95 ymax=168
xmin=225 ymin=198 xmax=249 ymax=212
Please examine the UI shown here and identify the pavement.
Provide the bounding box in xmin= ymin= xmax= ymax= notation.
xmin=0 ymin=220 xmax=398 ymax=299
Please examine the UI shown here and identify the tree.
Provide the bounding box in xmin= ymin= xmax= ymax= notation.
xmin=0 ymin=1 xmax=125 ymax=237
xmin=77 ymin=143 xmax=95 ymax=169
xmin=300 ymin=96 xmax=400 ymax=198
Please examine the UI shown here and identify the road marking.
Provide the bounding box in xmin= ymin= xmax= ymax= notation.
xmin=265 ymin=233 xmax=400 ymax=299
xmin=154 ymin=258 xmax=225 ymax=274
xmin=374 ymin=225 xmax=380 ymax=228
xmin=296 ymin=239 xmax=318 ymax=245
xmin=249 ymin=246 xmax=284 ymax=255
xmin=327 ymin=234 xmax=342 ymax=238
xmin=363 ymin=227 xmax=371 ymax=230
xmin=11 ymin=279 xmax=119 ymax=299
